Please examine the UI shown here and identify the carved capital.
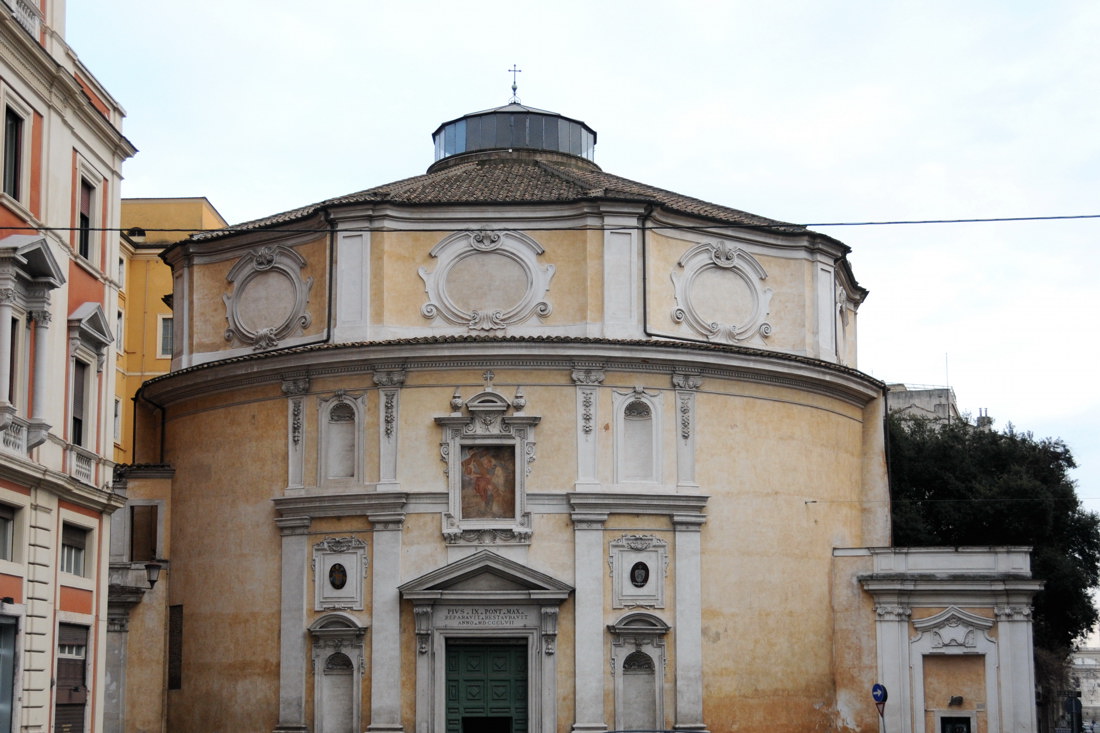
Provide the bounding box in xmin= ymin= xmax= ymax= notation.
xmin=874 ymin=604 xmax=911 ymax=622
xmin=672 ymin=372 xmax=703 ymax=391
xmin=541 ymin=607 xmax=559 ymax=655
xmin=995 ymin=605 xmax=1033 ymax=621
xmin=414 ymin=606 xmax=432 ymax=654
xmin=571 ymin=368 xmax=605 ymax=385
xmin=30 ymin=309 xmax=52 ymax=325
xmin=373 ymin=370 xmax=407 ymax=388
xmin=281 ymin=377 xmax=310 ymax=396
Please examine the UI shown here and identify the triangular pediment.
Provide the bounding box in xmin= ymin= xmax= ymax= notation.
xmin=68 ymin=302 xmax=113 ymax=349
xmin=399 ymin=550 xmax=572 ymax=603
xmin=0 ymin=234 xmax=66 ymax=287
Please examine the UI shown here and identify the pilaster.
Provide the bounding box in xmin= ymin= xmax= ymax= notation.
xmin=571 ymin=509 xmax=608 ymax=733
xmin=368 ymin=509 xmax=406 ymax=733
xmin=273 ymin=516 xmax=311 ymax=733
xmin=672 ymin=513 xmax=709 ymax=732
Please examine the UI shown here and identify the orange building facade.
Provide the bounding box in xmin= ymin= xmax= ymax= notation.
xmin=1 ymin=0 xmax=135 ymax=730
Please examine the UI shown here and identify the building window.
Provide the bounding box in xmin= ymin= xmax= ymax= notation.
xmin=78 ymin=179 xmax=94 ymax=260
xmin=113 ymin=398 xmax=121 ymax=442
xmin=7 ymin=314 xmax=24 ymax=411
xmin=168 ymin=605 xmax=183 ymax=690
xmin=55 ymin=624 xmax=89 ymax=729
xmin=60 ymin=523 xmax=88 ymax=576
xmin=115 ymin=310 xmax=123 ymax=353
xmin=158 ymin=316 xmax=173 ymax=359
xmin=0 ymin=504 xmax=14 ymax=561
xmin=129 ymin=504 xmax=158 ymax=562
xmin=117 ymin=256 xmax=125 ymax=289
xmin=70 ymin=359 xmax=88 ymax=447
xmin=2 ymin=107 xmax=22 ymax=200
xmin=0 ymin=617 xmax=15 ymax=733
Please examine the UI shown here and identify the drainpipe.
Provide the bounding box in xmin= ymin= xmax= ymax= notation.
xmin=639 ymin=204 xmax=655 ymax=337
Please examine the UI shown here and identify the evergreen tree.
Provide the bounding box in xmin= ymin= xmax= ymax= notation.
xmin=888 ymin=413 xmax=1100 ymax=656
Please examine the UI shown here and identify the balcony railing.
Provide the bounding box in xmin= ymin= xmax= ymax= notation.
xmin=0 ymin=416 xmax=27 ymax=456
xmin=2 ymin=0 xmax=41 ymax=38
xmin=69 ymin=445 xmax=95 ymax=485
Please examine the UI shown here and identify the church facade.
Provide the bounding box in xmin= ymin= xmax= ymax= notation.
xmin=114 ymin=103 xmax=1041 ymax=733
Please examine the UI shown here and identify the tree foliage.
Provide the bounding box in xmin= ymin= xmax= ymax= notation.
xmin=888 ymin=413 xmax=1100 ymax=655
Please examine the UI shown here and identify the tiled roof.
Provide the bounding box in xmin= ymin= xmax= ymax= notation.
xmin=190 ymin=154 xmax=805 ymax=241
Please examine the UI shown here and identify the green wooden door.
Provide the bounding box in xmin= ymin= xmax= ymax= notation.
xmin=445 ymin=641 xmax=528 ymax=733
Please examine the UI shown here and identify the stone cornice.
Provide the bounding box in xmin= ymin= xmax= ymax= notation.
xmin=273 ymin=492 xmax=408 ymax=520
xmin=140 ymin=339 xmax=883 ymax=409
xmin=568 ymin=492 xmax=708 ymax=518
xmin=0 ymin=453 xmax=125 ymax=514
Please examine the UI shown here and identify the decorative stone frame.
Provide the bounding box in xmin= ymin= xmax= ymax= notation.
xmin=671 ymin=240 xmax=773 ymax=344
xmin=609 ymin=534 xmax=668 ymax=608
xmin=612 ymin=387 xmax=662 ymax=485
xmin=223 ymin=245 xmax=313 ymax=351
xmin=608 ymin=612 xmax=669 ymax=732
xmin=74 ymin=156 xmax=104 ymax=267
xmin=0 ymin=85 xmax=34 ymax=209
xmin=435 ymin=384 xmax=538 ymax=545
xmin=911 ymin=607 xmax=997 ymax=732
xmin=0 ymin=235 xmax=63 ymax=445
xmin=400 ymin=550 xmax=572 ymax=733
xmin=419 ymin=229 xmax=555 ymax=331
xmin=309 ymin=612 xmax=367 ymax=733
xmin=313 ymin=537 xmax=367 ymax=611
xmin=317 ymin=392 xmax=365 ymax=488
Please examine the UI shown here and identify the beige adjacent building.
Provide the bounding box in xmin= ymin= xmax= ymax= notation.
xmin=113 ymin=102 xmax=1041 ymax=733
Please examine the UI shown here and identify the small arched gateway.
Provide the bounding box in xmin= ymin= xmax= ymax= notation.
xmin=399 ymin=550 xmax=572 ymax=733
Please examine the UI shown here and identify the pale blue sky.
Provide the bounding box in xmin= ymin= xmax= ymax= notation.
xmin=67 ymin=1 xmax=1100 ymax=510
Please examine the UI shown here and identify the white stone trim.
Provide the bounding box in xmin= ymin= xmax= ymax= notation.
xmin=609 ymin=612 xmax=669 ymax=731
xmin=368 ymin=517 xmax=404 ymax=733
xmin=671 ymin=372 xmax=702 ymax=489
xmin=399 ymin=550 xmax=572 ymax=733
xmin=571 ymin=514 xmax=607 ymax=733
xmin=334 ymin=230 xmax=370 ymax=342
xmin=419 ymin=229 xmax=554 ymax=332
xmin=608 ymin=534 xmax=667 ymax=609
xmin=612 ymin=387 xmax=661 ymax=486
xmin=672 ymin=514 xmax=708 ymax=732
xmin=309 ymin=613 xmax=367 ymax=733
xmin=910 ymin=607 xmax=999 ymax=733
xmin=572 ymin=367 xmax=604 ymax=490
xmin=274 ymin=516 xmax=311 ymax=731
xmin=603 ymin=221 xmax=640 ymax=339
xmin=223 ymin=245 xmax=314 ymax=351
xmin=670 ymin=240 xmax=772 ymax=345
xmin=374 ymin=370 xmax=406 ymax=490
xmin=312 ymin=537 xmax=367 ymax=611
xmin=317 ymin=392 xmax=365 ymax=488
xmin=282 ymin=377 xmax=309 ymax=491
xmin=435 ymin=385 xmax=538 ymax=545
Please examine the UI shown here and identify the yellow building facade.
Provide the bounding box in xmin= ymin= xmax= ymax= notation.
xmin=113 ymin=198 xmax=226 ymax=464
xmin=114 ymin=104 xmax=1041 ymax=733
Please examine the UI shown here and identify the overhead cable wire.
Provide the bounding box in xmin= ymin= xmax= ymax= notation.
xmin=4 ymin=212 xmax=1100 ymax=237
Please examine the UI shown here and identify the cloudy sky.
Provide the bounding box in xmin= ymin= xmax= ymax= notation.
xmin=67 ymin=1 xmax=1100 ymax=509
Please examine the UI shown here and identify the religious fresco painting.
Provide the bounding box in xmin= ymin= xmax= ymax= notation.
xmin=460 ymin=445 xmax=516 ymax=520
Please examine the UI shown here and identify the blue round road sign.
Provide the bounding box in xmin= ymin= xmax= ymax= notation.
xmin=872 ymin=683 xmax=888 ymax=703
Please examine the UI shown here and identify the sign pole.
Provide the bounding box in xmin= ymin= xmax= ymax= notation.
xmin=872 ymin=683 xmax=889 ymax=733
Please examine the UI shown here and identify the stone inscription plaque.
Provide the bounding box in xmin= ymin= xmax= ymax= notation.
xmin=438 ymin=606 xmax=535 ymax=628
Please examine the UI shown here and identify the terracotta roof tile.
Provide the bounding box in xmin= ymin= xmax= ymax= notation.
xmin=190 ymin=155 xmax=804 ymax=242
